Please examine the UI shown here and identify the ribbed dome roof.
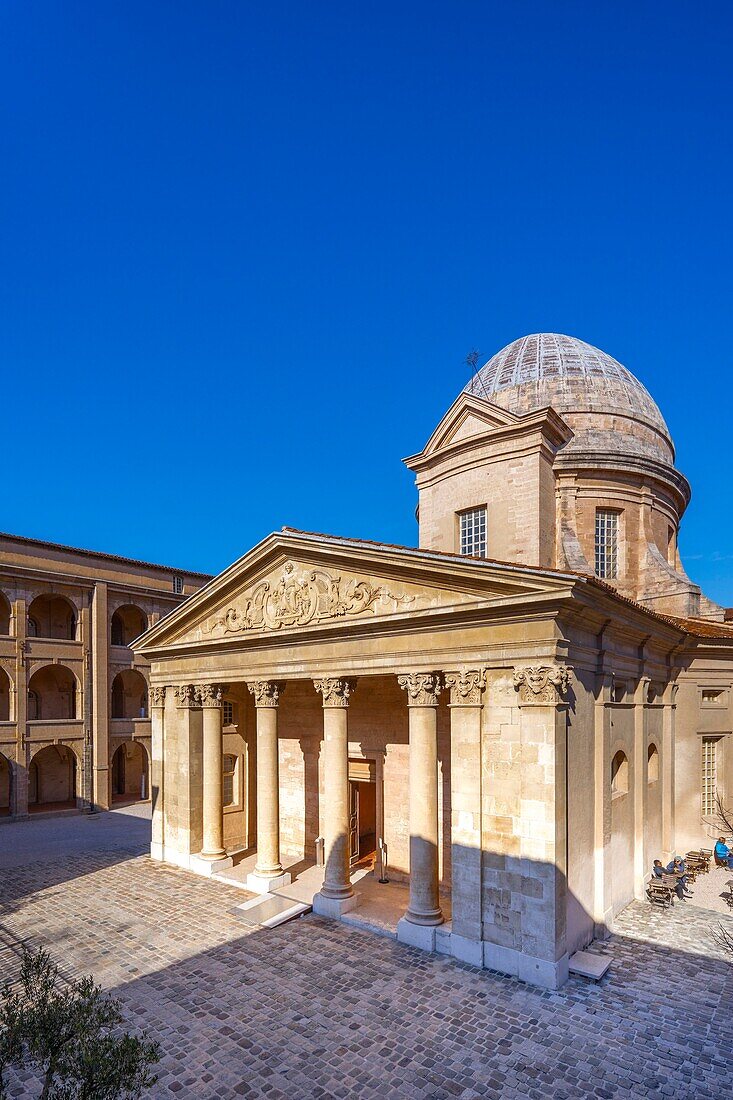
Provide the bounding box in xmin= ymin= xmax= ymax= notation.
xmin=464 ymin=334 xmax=671 ymax=453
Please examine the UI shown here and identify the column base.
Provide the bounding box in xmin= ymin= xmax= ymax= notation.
xmin=312 ymin=891 xmax=360 ymax=919
xmin=482 ymin=941 xmax=569 ymax=989
xmin=189 ymin=854 xmax=233 ymax=877
xmin=397 ymin=916 xmax=438 ymax=952
xmin=246 ymin=871 xmax=292 ymax=895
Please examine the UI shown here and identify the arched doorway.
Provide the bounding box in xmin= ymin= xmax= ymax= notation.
xmin=27 ymin=665 xmax=78 ymax=720
xmin=0 ymin=751 xmax=11 ymax=815
xmin=110 ymin=670 xmax=148 ymax=719
xmin=110 ymin=605 xmax=148 ymax=647
xmin=27 ymin=594 xmax=78 ymax=640
xmin=29 ymin=745 xmax=77 ymax=810
xmin=111 ymin=741 xmax=149 ymax=802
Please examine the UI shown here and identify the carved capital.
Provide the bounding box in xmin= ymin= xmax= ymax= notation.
xmin=247 ymin=680 xmax=285 ymax=708
xmin=445 ymin=668 xmax=486 ymax=706
xmin=397 ymin=672 xmax=443 ymax=707
xmin=174 ymin=684 xmax=199 ymax=709
xmin=513 ymin=664 xmax=570 ymax=705
xmin=149 ymin=686 xmax=167 ymax=709
xmin=199 ymin=683 xmax=226 ymax=708
xmin=314 ymin=677 xmax=356 ymax=708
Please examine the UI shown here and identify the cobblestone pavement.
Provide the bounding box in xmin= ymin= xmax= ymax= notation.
xmin=2 ymin=809 xmax=733 ymax=1099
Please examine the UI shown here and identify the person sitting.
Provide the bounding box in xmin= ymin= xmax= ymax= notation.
xmin=714 ymin=837 xmax=730 ymax=867
xmin=653 ymin=859 xmax=686 ymax=901
xmin=665 ymin=857 xmax=693 ymax=896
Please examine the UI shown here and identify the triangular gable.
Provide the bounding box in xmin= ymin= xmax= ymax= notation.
xmin=416 ymin=392 xmax=521 ymax=457
xmin=134 ymin=530 xmax=575 ymax=653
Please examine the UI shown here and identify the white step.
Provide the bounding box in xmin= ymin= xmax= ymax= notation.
xmin=231 ymin=892 xmax=311 ymax=929
xmin=568 ymin=950 xmax=611 ymax=980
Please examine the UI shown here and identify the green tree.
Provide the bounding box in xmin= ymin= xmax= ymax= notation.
xmin=0 ymin=948 xmax=159 ymax=1100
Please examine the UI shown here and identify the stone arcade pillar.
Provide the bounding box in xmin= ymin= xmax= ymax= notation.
xmin=312 ymin=677 xmax=358 ymax=918
xmin=661 ymin=682 xmax=677 ymax=861
xmin=396 ymin=671 xmax=444 ymax=951
xmin=149 ymin=686 xmax=167 ymax=861
xmin=191 ymin=684 xmax=232 ymax=875
xmin=445 ymin=668 xmax=486 ymax=966
xmin=171 ymin=684 xmax=204 ymax=870
xmin=246 ymin=680 xmax=291 ymax=894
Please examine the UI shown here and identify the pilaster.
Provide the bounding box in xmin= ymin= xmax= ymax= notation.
xmin=91 ymin=581 xmax=109 ymax=810
xmin=13 ymin=597 xmax=28 ymax=818
xmin=149 ymin=686 xmax=166 ymax=861
xmin=633 ymin=675 xmax=651 ymax=899
xmin=445 ymin=668 xmax=486 ymax=953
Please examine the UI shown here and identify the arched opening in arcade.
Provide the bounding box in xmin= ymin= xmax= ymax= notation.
xmin=27 ymin=665 xmax=78 ymax=720
xmin=29 ymin=745 xmax=77 ymax=811
xmin=0 ymin=751 xmax=11 ymax=815
xmin=110 ymin=605 xmax=147 ymax=647
xmin=111 ymin=740 xmax=149 ymax=802
xmin=0 ymin=666 xmax=11 ymax=722
xmin=110 ymin=670 xmax=148 ymax=719
xmin=27 ymin=595 xmax=78 ymax=640
xmin=0 ymin=593 xmax=11 ymax=635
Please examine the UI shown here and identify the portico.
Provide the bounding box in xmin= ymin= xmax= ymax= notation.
xmin=134 ymin=528 xmax=623 ymax=988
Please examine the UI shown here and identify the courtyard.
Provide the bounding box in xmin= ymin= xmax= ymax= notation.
xmin=1 ymin=807 xmax=732 ymax=1099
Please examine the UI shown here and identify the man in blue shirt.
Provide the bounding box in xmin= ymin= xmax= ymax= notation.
xmin=652 ymin=859 xmax=686 ymax=901
xmin=715 ymin=837 xmax=730 ymax=867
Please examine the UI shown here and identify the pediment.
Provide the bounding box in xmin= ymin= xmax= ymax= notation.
xmin=134 ymin=531 xmax=572 ymax=654
xmin=420 ymin=394 xmax=521 ymax=456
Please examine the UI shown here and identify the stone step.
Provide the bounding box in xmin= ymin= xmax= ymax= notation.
xmin=435 ymin=926 xmax=453 ymax=956
xmin=568 ymin=950 xmax=611 ymax=980
xmin=231 ymin=892 xmax=311 ymax=929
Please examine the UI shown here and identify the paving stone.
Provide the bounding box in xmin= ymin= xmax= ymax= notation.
xmin=1 ymin=810 xmax=732 ymax=1098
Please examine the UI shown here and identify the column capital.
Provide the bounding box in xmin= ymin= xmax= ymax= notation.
xmin=444 ymin=668 xmax=487 ymax=706
xmin=174 ymin=684 xmax=200 ymax=709
xmin=247 ymin=680 xmax=285 ymax=708
xmin=397 ymin=672 xmax=443 ymax=707
xmin=199 ymin=684 xmax=227 ymax=708
xmin=513 ymin=664 xmax=570 ymax=705
xmin=314 ymin=677 xmax=356 ymax=708
xmin=149 ymin=686 xmax=167 ymax=709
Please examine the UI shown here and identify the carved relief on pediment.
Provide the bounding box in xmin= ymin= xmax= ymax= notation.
xmin=201 ymin=561 xmax=419 ymax=637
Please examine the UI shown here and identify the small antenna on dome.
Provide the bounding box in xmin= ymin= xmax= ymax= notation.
xmin=466 ymin=348 xmax=490 ymax=402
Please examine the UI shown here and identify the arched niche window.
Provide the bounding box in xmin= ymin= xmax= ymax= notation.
xmin=222 ymin=753 xmax=238 ymax=808
xmin=0 ymin=594 xmax=11 ymax=636
xmin=27 ymin=595 xmax=77 ymax=641
xmin=110 ymin=605 xmax=148 ymax=647
xmin=611 ymin=750 xmax=629 ymax=796
xmin=647 ymin=743 xmax=660 ymax=783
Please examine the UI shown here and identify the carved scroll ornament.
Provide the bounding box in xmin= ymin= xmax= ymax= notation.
xmin=247 ymin=680 xmax=285 ymax=708
xmin=397 ymin=672 xmax=443 ymax=707
xmin=513 ymin=664 xmax=570 ymax=704
xmin=149 ymin=686 xmax=167 ymax=708
xmin=445 ymin=668 xmax=486 ymax=706
xmin=314 ymin=677 xmax=356 ymax=708
xmin=203 ymin=561 xmax=414 ymax=636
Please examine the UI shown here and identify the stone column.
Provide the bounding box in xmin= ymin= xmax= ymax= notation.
xmin=246 ymin=680 xmax=291 ymax=894
xmin=312 ymin=677 xmax=358 ymax=918
xmin=149 ymin=686 xmax=167 ymax=861
xmin=396 ymin=671 xmax=444 ymax=951
xmin=445 ymin=668 xmax=486 ymax=966
xmin=172 ymin=683 xmax=205 ymax=870
xmin=196 ymin=684 xmax=231 ymax=871
xmin=510 ymin=664 xmax=570 ymax=989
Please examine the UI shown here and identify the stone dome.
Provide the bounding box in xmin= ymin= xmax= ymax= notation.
xmin=464 ymin=333 xmax=673 ymax=463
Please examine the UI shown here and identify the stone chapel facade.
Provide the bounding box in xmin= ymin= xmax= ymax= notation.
xmin=134 ymin=333 xmax=733 ymax=989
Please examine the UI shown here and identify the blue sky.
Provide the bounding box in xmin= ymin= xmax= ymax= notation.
xmin=2 ymin=2 xmax=732 ymax=601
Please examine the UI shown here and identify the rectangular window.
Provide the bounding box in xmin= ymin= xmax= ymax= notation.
xmin=702 ymin=737 xmax=718 ymax=816
xmin=222 ymin=753 xmax=238 ymax=808
xmin=595 ymin=510 xmax=619 ymax=579
xmin=223 ymin=700 xmax=235 ymax=726
xmin=459 ymin=507 xmax=487 ymax=558
xmin=701 ymin=688 xmax=726 ymax=708
xmin=173 ymin=576 xmax=184 ymax=595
